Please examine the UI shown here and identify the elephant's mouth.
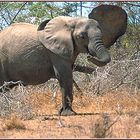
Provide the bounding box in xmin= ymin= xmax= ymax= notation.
xmin=87 ymin=54 xmax=111 ymax=67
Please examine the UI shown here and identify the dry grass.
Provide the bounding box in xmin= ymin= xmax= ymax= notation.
xmin=23 ymin=89 xmax=140 ymax=118
xmin=3 ymin=113 xmax=26 ymax=130
xmin=92 ymin=113 xmax=111 ymax=138
xmin=0 ymin=90 xmax=140 ymax=138
xmin=0 ymin=75 xmax=140 ymax=138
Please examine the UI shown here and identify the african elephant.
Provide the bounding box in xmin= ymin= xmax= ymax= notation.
xmin=0 ymin=5 xmax=127 ymax=116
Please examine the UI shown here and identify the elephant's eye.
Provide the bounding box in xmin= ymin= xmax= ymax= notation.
xmin=79 ymin=32 xmax=87 ymax=39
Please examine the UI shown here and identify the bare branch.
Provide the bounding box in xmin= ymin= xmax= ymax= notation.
xmin=10 ymin=2 xmax=27 ymax=24
xmin=0 ymin=81 xmax=23 ymax=92
xmin=123 ymin=2 xmax=140 ymax=7
xmin=0 ymin=12 xmax=10 ymax=25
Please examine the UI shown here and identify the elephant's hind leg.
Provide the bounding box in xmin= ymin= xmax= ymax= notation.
xmin=0 ymin=63 xmax=9 ymax=92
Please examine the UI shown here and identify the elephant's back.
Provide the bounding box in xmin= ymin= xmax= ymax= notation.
xmin=0 ymin=23 xmax=40 ymax=56
xmin=0 ymin=23 xmax=37 ymax=36
xmin=0 ymin=23 xmax=38 ymax=47
xmin=9 ymin=23 xmax=37 ymax=35
xmin=1 ymin=23 xmax=37 ymax=41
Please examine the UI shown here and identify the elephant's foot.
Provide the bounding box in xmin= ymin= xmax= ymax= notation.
xmin=59 ymin=107 xmax=77 ymax=116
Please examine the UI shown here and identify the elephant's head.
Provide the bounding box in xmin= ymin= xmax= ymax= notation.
xmin=87 ymin=5 xmax=127 ymax=66
xmin=72 ymin=18 xmax=112 ymax=66
xmin=37 ymin=5 xmax=127 ymax=67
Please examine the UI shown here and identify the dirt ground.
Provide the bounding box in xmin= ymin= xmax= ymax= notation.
xmin=0 ymin=91 xmax=140 ymax=138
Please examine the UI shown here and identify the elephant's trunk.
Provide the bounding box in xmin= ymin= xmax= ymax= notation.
xmin=88 ymin=37 xmax=111 ymax=66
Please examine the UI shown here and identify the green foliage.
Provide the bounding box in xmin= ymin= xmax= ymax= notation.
xmin=0 ymin=2 xmax=79 ymax=28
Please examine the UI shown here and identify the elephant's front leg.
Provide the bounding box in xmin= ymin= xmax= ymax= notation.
xmin=53 ymin=61 xmax=76 ymax=116
xmin=58 ymin=74 xmax=76 ymax=116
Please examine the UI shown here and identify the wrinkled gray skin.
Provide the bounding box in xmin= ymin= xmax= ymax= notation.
xmin=0 ymin=16 xmax=111 ymax=116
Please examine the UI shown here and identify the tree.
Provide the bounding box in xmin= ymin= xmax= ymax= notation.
xmin=0 ymin=2 xmax=79 ymax=29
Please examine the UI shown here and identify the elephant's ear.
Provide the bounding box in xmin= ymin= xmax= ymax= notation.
xmin=37 ymin=16 xmax=74 ymax=60
xmin=37 ymin=19 xmax=50 ymax=31
xmin=88 ymin=5 xmax=127 ymax=48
